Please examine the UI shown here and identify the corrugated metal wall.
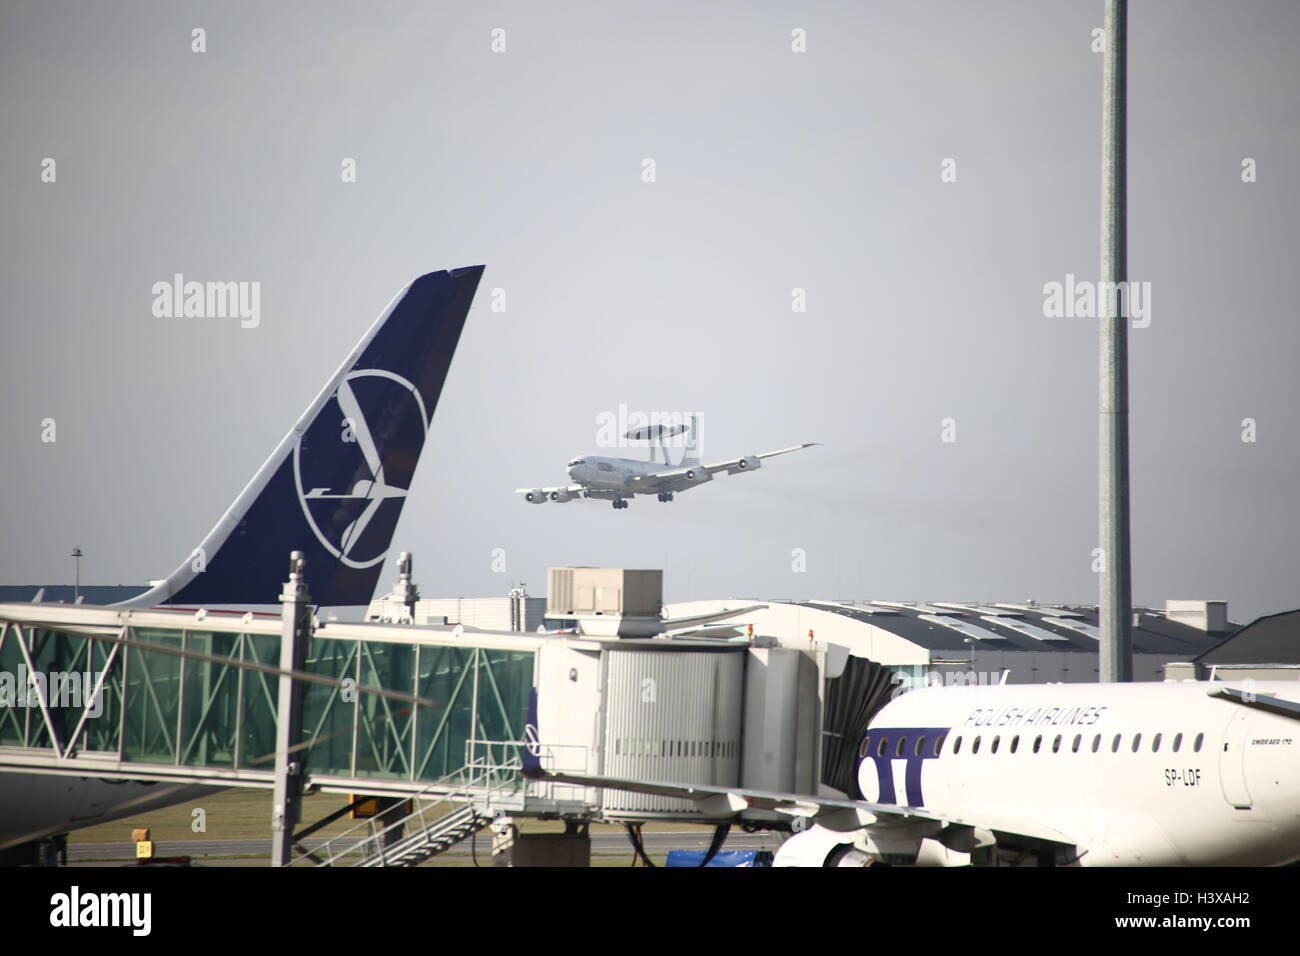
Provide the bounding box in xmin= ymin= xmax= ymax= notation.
xmin=600 ymin=649 xmax=744 ymax=816
xmin=547 ymin=568 xmax=662 ymax=617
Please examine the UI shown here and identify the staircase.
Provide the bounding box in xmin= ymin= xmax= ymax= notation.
xmin=298 ymin=755 xmax=523 ymax=867
xmin=357 ymin=804 xmax=487 ymax=867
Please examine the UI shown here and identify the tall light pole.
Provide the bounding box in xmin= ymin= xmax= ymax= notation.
xmin=1099 ymin=0 xmax=1133 ymax=682
xmin=71 ymin=546 xmax=83 ymax=603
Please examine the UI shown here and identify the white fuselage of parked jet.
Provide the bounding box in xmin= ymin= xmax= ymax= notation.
xmin=525 ymin=677 xmax=1300 ymax=867
xmin=775 ymin=680 xmax=1300 ymax=866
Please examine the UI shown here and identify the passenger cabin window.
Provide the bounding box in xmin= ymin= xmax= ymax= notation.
xmin=1091 ymin=734 xmax=1101 ymax=753
xmin=953 ymin=736 xmax=963 ymax=754
xmin=1010 ymin=735 xmax=1019 ymax=754
xmin=859 ymin=736 xmax=872 ymax=759
xmin=1112 ymin=734 xmax=1121 ymax=753
xmin=915 ymin=736 xmax=927 ymax=757
xmin=1131 ymin=733 xmax=1142 ymax=753
xmin=877 ymin=738 xmax=888 ymax=758
xmin=972 ymin=736 xmax=981 ymax=754
xmin=1051 ymin=734 xmax=1061 ymax=753
xmin=1152 ymin=733 xmax=1162 ymax=753
xmin=1071 ymin=734 xmax=1081 ymax=753
xmin=991 ymin=736 xmax=1000 ymax=754
xmin=1032 ymin=735 xmax=1042 ymax=754
xmin=1193 ymin=732 xmax=1204 ymax=753
xmin=895 ymin=737 xmax=907 ymax=757
xmin=933 ymin=736 xmax=945 ymax=756
xmin=1172 ymin=733 xmax=1183 ymax=753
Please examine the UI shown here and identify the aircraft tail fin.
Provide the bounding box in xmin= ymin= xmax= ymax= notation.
xmin=522 ymin=688 xmax=543 ymax=776
xmin=119 ymin=266 xmax=485 ymax=608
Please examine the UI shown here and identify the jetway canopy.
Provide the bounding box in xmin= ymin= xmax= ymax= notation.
xmin=0 ymin=604 xmax=534 ymax=793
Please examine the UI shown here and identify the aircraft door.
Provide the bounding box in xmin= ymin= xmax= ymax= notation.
xmin=1218 ymin=708 xmax=1254 ymax=809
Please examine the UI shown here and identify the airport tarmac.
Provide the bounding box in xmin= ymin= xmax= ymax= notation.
xmin=65 ymin=829 xmax=783 ymax=866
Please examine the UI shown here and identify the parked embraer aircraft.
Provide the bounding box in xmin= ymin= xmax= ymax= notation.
xmin=517 ymin=419 xmax=817 ymax=509
xmin=523 ymin=679 xmax=1300 ymax=866
xmin=0 ymin=266 xmax=484 ymax=854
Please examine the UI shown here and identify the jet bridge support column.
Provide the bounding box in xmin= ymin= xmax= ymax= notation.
xmin=272 ymin=551 xmax=312 ymax=867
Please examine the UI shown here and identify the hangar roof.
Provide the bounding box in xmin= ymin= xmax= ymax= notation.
xmin=1193 ymin=608 xmax=1300 ymax=665
xmin=795 ymin=601 xmax=1236 ymax=657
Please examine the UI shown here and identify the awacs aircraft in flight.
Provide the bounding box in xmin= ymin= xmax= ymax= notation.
xmin=0 ymin=266 xmax=483 ymax=854
xmin=523 ymin=679 xmax=1300 ymax=866
xmin=517 ymin=418 xmax=817 ymax=509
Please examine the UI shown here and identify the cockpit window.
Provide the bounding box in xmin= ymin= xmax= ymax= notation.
xmin=568 ymin=458 xmax=585 ymax=467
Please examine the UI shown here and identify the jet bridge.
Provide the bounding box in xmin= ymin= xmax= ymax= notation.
xmin=0 ymin=569 xmax=849 ymax=863
xmin=0 ymin=603 xmax=535 ymax=795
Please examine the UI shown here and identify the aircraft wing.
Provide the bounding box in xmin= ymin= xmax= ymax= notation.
xmin=659 ymin=603 xmax=766 ymax=631
xmin=701 ymin=442 xmax=819 ymax=475
xmin=520 ymin=765 xmax=1077 ymax=848
xmin=631 ymin=442 xmax=819 ymax=489
xmin=1209 ymin=686 xmax=1300 ymax=721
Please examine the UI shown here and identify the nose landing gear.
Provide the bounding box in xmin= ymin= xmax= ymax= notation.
xmin=612 ymin=499 xmax=628 ymax=509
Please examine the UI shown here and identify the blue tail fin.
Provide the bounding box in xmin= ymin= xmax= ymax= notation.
xmin=521 ymin=687 xmax=542 ymax=776
xmin=123 ymin=266 xmax=484 ymax=608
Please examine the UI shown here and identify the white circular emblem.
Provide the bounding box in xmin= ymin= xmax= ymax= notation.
xmin=293 ymin=369 xmax=428 ymax=569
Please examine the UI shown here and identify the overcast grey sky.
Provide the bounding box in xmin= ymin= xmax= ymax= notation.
xmin=2 ymin=1 xmax=1297 ymax=624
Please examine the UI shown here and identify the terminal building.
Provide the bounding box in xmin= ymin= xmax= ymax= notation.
xmin=664 ymin=597 xmax=1237 ymax=685
xmin=0 ymin=562 xmax=1275 ymax=865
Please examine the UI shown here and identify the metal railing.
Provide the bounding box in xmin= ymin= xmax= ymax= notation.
xmin=468 ymin=737 xmax=592 ymax=806
xmin=294 ymin=744 xmax=527 ymax=867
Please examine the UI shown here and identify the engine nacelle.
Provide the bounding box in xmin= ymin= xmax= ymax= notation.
xmin=775 ymin=825 xmax=869 ymax=867
xmin=549 ymin=489 xmax=577 ymax=503
xmin=774 ymin=821 xmax=953 ymax=867
xmin=523 ymin=489 xmax=548 ymax=504
xmin=727 ymin=455 xmax=761 ymax=475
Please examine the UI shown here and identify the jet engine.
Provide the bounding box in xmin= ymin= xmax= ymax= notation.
xmin=523 ymin=489 xmax=548 ymax=503
xmin=727 ymin=455 xmax=761 ymax=475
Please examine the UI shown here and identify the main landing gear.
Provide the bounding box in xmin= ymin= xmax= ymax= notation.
xmin=612 ymin=499 xmax=629 ymax=509
xmin=656 ymin=492 xmax=674 ymax=502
